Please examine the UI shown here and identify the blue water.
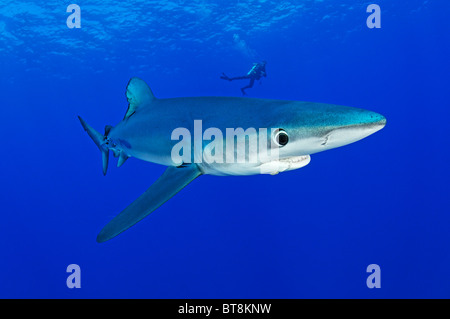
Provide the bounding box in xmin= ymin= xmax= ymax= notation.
xmin=0 ymin=0 xmax=449 ymax=298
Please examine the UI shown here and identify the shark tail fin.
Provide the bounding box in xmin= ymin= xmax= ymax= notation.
xmin=78 ymin=116 xmax=109 ymax=176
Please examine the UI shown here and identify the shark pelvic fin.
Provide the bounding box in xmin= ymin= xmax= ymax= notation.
xmin=97 ymin=164 xmax=202 ymax=243
xmin=124 ymin=77 xmax=156 ymax=120
xmin=78 ymin=116 xmax=109 ymax=176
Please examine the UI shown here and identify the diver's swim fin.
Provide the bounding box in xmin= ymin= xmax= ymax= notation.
xmin=220 ymin=73 xmax=231 ymax=81
xmin=96 ymin=164 xmax=202 ymax=243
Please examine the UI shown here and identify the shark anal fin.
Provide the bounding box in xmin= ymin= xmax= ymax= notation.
xmin=97 ymin=164 xmax=202 ymax=243
xmin=124 ymin=77 xmax=156 ymax=120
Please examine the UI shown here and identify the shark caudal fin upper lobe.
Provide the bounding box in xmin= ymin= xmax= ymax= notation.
xmin=78 ymin=116 xmax=110 ymax=176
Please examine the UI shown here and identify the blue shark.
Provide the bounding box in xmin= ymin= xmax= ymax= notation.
xmin=79 ymin=78 xmax=386 ymax=242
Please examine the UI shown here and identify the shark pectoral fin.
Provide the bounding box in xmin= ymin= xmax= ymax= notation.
xmin=124 ymin=77 xmax=156 ymax=120
xmin=97 ymin=164 xmax=202 ymax=243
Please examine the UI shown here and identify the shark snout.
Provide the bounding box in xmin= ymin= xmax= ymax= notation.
xmin=359 ymin=111 xmax=386 ymax=134
xmin=365 ymin=112 xmax=386 ymax=128
xmin=324 ymin=111 xmax=386 ymax=149
xmin=377 ymin=114 xmax=387 ymax=128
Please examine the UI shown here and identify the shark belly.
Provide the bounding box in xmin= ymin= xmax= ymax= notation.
xmin=198 ymin=155 xmax=311 ymax=176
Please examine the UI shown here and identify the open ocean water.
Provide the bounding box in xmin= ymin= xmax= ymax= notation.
xmin=0 ymin=0 xmax=449 ymax=299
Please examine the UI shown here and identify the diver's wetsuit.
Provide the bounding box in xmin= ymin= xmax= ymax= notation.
xmin=221 ymin=62 xmax=267 ymax=95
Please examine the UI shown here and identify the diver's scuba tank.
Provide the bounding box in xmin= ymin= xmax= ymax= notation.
xmin=247 ymin=63 xmax=258 ymax=76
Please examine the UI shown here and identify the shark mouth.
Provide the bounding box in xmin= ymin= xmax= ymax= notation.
xmin=259 ymin=155 xmax=311 ymax=175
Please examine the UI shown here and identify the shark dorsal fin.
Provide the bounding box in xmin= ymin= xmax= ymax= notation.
xmin=124 ymin=77 xmax=155 ymax=120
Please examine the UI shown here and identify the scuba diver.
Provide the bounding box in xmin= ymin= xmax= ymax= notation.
xmin=220 ymin=61 xmax=267 ymax=95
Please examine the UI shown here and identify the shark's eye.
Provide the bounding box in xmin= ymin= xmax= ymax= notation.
xmin=273 ymin=129 xmax=289 ymax=147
